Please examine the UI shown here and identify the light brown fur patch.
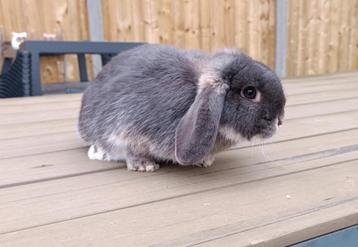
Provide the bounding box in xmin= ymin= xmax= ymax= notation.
xmin=198 ymin=69 xmax=228 ymax=94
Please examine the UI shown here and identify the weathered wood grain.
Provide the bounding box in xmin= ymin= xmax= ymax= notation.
xmin=0 ymin=159 xmax=357 ymax=246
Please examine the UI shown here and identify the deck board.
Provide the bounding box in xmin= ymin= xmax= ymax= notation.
xmin=1 ymin=110 xmax=357 ymax=160
xmin=1 ymin=160 xmax=357 ymax=247
xmin=0 ymin=73 xmax=357 ymax=113
xmin=2 ymin=125 xmax=358 ymax=188
xmin=1 ymin=90 xmax=357 ymax=125
xmin=0 ymin=72 xmax=357 ymax=246
xmin=1 ymin=97 xmax=358 ymax=140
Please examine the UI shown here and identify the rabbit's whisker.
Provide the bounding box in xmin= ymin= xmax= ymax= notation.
xmin=260 ymin=140 xmax=272 ymax=162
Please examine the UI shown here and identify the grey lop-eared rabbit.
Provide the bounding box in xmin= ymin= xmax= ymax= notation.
xmin=79 ymin=44 xmax=286 ymax=172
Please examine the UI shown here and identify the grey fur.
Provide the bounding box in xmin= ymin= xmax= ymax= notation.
xmin=78 ymin=44 xmax=286 ymax=171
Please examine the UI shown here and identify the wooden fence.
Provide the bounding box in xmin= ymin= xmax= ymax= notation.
xmin=0 ymin=0 xmax=357 ymax=83
xmin=102 ymin=0 xmax=276 ymax=69
xmin=287 ymin=0 xmax=358 ymax=76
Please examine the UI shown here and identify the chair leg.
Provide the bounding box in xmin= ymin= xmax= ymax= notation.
xmin=77 ymin=54 xmax=88 ymax=82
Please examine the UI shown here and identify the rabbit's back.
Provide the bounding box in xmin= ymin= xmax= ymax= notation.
xmin=79 ymin=44 xmax=205 ymax=159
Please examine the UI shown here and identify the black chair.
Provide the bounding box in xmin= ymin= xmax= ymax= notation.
xmin=0 ymin=40 xmax=144 ymax=98
xmin=0 ymin=51 xmax=31 ymax=98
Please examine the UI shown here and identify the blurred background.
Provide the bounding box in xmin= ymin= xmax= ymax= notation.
xmin=0 ymin=0 xmax=357 ymax=85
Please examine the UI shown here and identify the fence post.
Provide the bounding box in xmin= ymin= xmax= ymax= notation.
xmin=87 ymin=0 xmax=104 ymax=77
xmin=275 ymin=0 xmax=288 ymax=78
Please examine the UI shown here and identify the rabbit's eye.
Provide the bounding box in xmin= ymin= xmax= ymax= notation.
xmin=241 ymin=86 xmax=259 ymax=101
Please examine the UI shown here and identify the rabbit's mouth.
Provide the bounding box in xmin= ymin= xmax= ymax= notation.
xmin=256 ymin=118 xmax=280 ymax=139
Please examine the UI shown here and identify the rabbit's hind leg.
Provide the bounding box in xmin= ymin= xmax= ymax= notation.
xmin=126 ymin=145 xmax=160 ymax=172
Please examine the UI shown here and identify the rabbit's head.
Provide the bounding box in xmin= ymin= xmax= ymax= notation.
xmin=175 ymin=49 xmax=286 ymax=164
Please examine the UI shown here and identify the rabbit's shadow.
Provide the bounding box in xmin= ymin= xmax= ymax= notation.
xmin=146 ymin=154 xmax=248 ymax=184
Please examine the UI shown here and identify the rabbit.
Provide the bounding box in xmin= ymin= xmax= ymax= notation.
xmin=78 ymin=44 xmax=286 ymax=172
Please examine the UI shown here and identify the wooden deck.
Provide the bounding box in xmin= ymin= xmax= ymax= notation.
xmin=1 ymin=72 xmax=358 ymax=247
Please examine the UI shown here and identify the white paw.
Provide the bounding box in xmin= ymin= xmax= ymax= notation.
xmin=127 ymin=160 xmax=160 ymax=172
xmin=88 ymin=145 xmax=111 ymax=161
xmin=196 ymin=155 xmax=215 ymax=168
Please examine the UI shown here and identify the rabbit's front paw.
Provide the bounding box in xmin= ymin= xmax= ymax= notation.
xmin=196 ymin=155 xmax=215 ymax=168
xmin=88 ymin=145 xmax=111 ymax=161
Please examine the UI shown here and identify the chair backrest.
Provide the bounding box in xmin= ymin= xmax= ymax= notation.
xmin=19 ymin=40 xmax=145 ymax=96
xmin=0 ymin=50 xmax=31 ymax=98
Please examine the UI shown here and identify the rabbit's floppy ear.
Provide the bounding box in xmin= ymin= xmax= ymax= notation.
xmin=175 ymin=73 xmax=228 ymax=164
